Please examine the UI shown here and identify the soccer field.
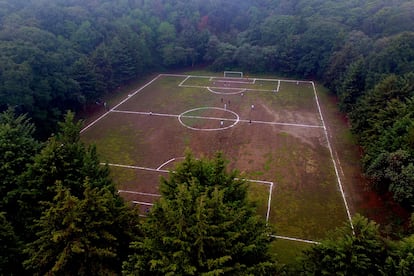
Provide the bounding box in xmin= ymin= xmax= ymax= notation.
xmin=81 ymin=73 xmax=351 ymax=243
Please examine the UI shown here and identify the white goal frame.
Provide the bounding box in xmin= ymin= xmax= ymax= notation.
xmin=224 ymin=71 xmax=243 ymax=78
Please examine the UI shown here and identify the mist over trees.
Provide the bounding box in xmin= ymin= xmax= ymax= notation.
xmin=1 ymin=0 xmax=413 ymax=211
xmin=0 ymin=0 xmax=414 ymax=273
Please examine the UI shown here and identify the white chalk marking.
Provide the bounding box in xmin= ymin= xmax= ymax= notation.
xmin=207 ymin=87 xmax=247 ymax=95
xmin=311 ymin=82 xmax=354 ymax=233
xmin=178 ymin=107 xmax=240 ymax=131
xmin=270 ymin=234 xmax=320 ymax=244
xmin=111 ymin=110 xmax=323 ymax=129
xmin=157 ymin=157 xmax=185 ymax=171
xmin=178 ymin=75 xmax=191 ymax=87
xmin=132 ymin=201 xmax=154 ymax=206
xmin=102 ymin=163 xmax=169 ymax=173
xmin=118 ymin=190 xmax=161 ymax=197
xmin=81 ymin=74 xmax=162 ymax=133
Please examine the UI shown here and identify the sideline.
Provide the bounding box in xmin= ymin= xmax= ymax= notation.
xmin=80 ymin=74 xmax=162 ymax=133
xmin=311 ymin=82 xmax=354 ymax=233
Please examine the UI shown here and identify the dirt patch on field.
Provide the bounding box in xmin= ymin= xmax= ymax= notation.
xmin=82 ymin=74 xmax=352 ymax=240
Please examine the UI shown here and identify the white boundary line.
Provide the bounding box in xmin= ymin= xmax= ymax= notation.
xmin=240 ymin=118 xmax=323 ymax=128
xmin=80 ymin=74 xmax=162 ymax=133
xmin=110 ymin=110 xmax=323 ymax=129
xmin=276 ymin=80 xmax=281 ymax=92
xmin=181 ymin=83 xmax=274 ymax=93
xmin=311 ymin=82 xmax=354 ymax=232
xmin=111 ymin=110 xmax=178 ymax=118
xmin=118 ymin=190 xmax=161 ymax=197
xmin=238 ymin=178 xmax=273 ymax=223
xmin=101 ymin=162 xmax=169 ymax=173
xmin=132 ymin=201 xmax=154 ymax=206
xmin=168 ymin=73 xmax=305 ymax=83
xmin=179 ymin=75 xmax=191 ymax=87
xmin=270 ymin=235 xmax=320 ymax=245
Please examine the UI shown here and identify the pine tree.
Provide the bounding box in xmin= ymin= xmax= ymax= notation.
xmin=0 ymin=109 xmax=39 ymax=274
xmin=0 ymin=212 xmax=22 ymax=275
xmin=24 ymin=181 xmax=139 ymax=275
xmin=300 ymin=214 xmax=388 ymax=275
xmin=0 ymin=108 xmax=39 ymax=211
xmin=123 ymin=152 xmax=276 ymax=275
xmin=19 ymin=112 xmax=113 ymax=233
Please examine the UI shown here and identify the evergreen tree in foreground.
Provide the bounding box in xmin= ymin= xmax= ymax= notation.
xmin=123 ymin=152 xmax=276 ymax=275
xmin=22 ymin=112 xmax=140 ymax=274
xmin=0 ymin=109 xmax=39 ymax=274
xmin=23 ymin=182 xmax=139 ymax=275
xmin=301 ymin=214 xmax=386 ymax=274
xmin=18 ymin=112 xmax=114 ymax=240
xmin=0 ymin=212 xmax=21 ymax=275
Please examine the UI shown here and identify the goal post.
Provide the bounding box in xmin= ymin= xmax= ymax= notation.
xmin=224 ymin=71 xmax=243 ymax=78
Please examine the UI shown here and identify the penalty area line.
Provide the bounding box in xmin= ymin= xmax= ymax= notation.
xmin=236 ymin=178 xmax=274 ymax=223
xmin=270 ymin=234 xmax=320 ymax=245
xmin=102 ymin=163 xmax=169 ymax=173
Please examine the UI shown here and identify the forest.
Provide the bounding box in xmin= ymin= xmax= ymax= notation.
xmin=1 ymin=0 xmax=414 ymax=274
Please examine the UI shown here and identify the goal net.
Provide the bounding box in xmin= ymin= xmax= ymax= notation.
xmin=224 ymin=71 xmax=243 ymax=78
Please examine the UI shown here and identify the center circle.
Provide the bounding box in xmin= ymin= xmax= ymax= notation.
xmin=178 ymin=107 xmax=240 ymax=131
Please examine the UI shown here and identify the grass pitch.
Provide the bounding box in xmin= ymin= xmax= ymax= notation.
xmin=81 ymin=73 xmax=350 ymax=244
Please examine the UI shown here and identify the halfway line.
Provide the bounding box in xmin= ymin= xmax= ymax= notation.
xmin=112 ymin=110 xmax=323 ymax=129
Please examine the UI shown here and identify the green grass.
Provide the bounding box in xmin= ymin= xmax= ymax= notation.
xmin=81 ymin=72 xmax=351 ymax=255
xmin=182 ymin=75 xmax=279 ymax=91
xmin=247 ymin=182 xmax=270 ymax=219
xmin=269 ymin=239 xmax=313 ymax=265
